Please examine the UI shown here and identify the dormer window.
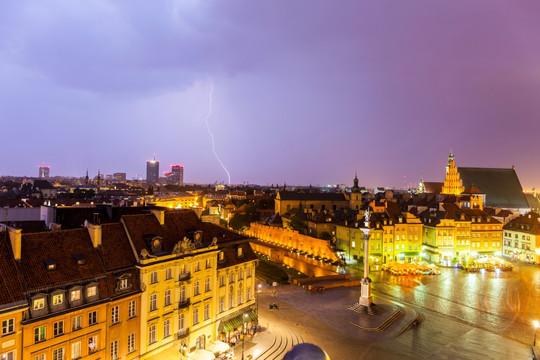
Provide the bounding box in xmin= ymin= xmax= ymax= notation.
xmin=73 ymin=254 xmax=85 ymax=265
xmin=52 ymin=294 xmax=63 ymax=305
xmin=70 ymin=290 xmax=81 ymax=302
xmin=399 ymin=218 xmax=403 ymax=223
xmin=237 ymin=247 xmax=243 ymax=257
xmin=218 ymin=252 xmax=225 ymax=262
xmin=120 ymin=278 xmax=128 ymax=289
xmin=87 ymin=286 xmax=97 ymax=297
xmin=43 ymin=259 xmax=56 ymax=270
xmin=33 ymin=298 xmax=45 ymax=310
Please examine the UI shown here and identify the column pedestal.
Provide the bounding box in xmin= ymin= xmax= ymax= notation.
xmin=359 ymin=277 xmax=372 ymax=306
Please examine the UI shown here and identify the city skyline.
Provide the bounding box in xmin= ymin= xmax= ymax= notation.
xmin=2 ymin=1 xmax=540 ymax=188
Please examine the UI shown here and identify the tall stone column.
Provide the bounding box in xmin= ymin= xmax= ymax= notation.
xmin=359 ymin=211 xmax=372 ymax=307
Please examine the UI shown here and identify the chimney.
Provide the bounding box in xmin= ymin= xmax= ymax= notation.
xmin=87 ymin=223 xmax=102 ymax=248
xmin=151 ymin=209 xmax=166 ymax=225
xmin=8 ymin=227 xmax=22 ymax=260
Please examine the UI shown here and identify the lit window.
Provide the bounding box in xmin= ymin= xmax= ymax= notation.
xmin=70 ymin=290 xmax=81 ymax=302
xmin=52 ymin=294 xmax=63 ymax=305
xmin=87 ymin=287 xmax=97 ymax=297
xmin=35 ymin=326 xmax=46 ymax=343
xmin=72 ymin=341 xmax=81 ymax=359
xmin=88 ymin=336 xmax=97 ymax=353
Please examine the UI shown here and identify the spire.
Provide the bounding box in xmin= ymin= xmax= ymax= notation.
xmin=85 ymin=169 xmax=89 ymax=185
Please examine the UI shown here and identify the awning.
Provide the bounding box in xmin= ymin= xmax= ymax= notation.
xmin=206 ymin=340 xmax=230 ymax=354
xmin=218 ymin=310 xmax=258 ymax=332
xmin=189 ymin=349 xmax=215 ymax=360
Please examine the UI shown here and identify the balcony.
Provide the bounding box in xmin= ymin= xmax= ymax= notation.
xmin=178 ymin=299 xmax=191 ymax=309
xmin=176 ymin=328 xmax=190 ymax=339
xmin=178 ymin=272 xmax=191 ymax=282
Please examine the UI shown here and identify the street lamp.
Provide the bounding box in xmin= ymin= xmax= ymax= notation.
xmin=179 ymin=344 xmax=187 ymax=360
xmin=242 ymin=313 xmax=249 ymax=360
xmin=534 ymin=320 xmax=539 ymax=346
xmin=256 ymin=284 xmax=262 ymax=315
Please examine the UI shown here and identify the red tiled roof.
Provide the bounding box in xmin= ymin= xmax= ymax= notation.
xmin=0 ymin=236 xmax=25 ymax=306
xmin=217 ymin=242 xmax=258 ymax=269
xmin=100 ymin=223 xmax=137 ymax=270
xmin=122 ymin=210 xmax=247 ymax=255
xmin=19 ymin=229 xmax=108 ymax=293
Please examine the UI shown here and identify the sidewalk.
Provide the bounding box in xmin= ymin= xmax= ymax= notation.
xmin=232 ymin=326 xmax=275 ymax=360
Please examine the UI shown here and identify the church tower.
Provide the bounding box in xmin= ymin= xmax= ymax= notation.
xmin=441 ymin=150 xmax=464 ymax=195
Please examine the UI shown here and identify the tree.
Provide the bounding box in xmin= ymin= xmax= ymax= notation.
xmin=229 ymin=214 xmax=251 ymax=231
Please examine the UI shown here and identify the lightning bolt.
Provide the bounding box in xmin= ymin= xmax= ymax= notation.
xmin=204 ymin=83 xmax=231 ymax=185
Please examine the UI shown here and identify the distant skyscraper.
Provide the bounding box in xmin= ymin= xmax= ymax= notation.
xmin=163 ymin=165 xmax=184 ymax=186
xmin=38 ymin=164 xmax=50 ymax=178
xmin=146 ymin=157 xmax=160 ymax=185
xmin=113 ymin=172 xmax=127 ymax=182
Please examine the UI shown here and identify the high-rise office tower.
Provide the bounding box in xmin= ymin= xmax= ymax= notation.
xmin=38 ymin=164 xmax=50 ymax=178
xmin=146 ymin=157 xmax=160 ymax=185
xmin=163 ymin=165 xmax=184 ymax=186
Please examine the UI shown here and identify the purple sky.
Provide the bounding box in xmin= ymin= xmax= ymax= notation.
xmin=2 ymin=1 xmax=540 ymax=189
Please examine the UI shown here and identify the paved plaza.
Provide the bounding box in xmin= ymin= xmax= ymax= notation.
xmin=244 ymin=262 xmax=539 ymax=359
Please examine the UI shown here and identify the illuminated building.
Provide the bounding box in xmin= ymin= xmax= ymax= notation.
xmin=420 ymin=203 xmax=502 ymax=264
xmin=146 ymin=157 xmax=160 ymax=185
xmin=38 ymin=164 xmax=50 ymax=179
xmin=1 ymin=209 xmax=256 ymax=360
xmin=335 ymin=206 xmax=423 ymax=264
xmin=163 ymin=165 xmax=184 ymax=186
xmin=502 ymin=212 xmax=540 ymax=263
xmin=120 ymin=209 xmax=257 ymax=359
xmin=0 ymin=228 xmax=26 ymax=360
xmin=148 ymin=193 xmax=200 ymax=209
xmin=9 ymin=225 xmax=141 ymax=360
xmin=440 ymin=151 xmax=529 ymax=211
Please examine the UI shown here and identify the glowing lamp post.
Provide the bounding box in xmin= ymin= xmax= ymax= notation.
xmin=242 ymin=313 xmax=249 ymax=360
xmin=534 ymin=321 xmax=539 ymax=346
xmin=179 ymin=344 xmax=187 ymax=359
xmin=359 ymin=210 xmax=373 ymax=307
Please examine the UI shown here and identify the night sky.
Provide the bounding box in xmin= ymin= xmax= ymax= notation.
xmin=2 ymin=1 xmax=540 ymax=189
